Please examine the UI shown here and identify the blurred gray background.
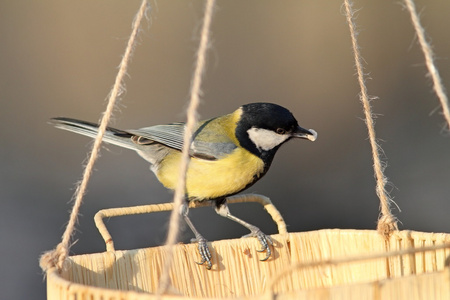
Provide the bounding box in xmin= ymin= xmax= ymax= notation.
xmin=1 ymin=1 xmax=449 ymax=299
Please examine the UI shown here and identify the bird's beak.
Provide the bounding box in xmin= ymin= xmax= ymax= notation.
xmin=292 ymin=126 xmax=318 ymax=142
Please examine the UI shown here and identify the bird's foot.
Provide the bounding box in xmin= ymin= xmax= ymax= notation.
xmin=191 ymin=235 xmax=212 ymax=270
xmin=242 ymin=227 xmax=273 ymax=261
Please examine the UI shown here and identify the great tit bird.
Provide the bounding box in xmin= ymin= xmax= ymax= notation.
xmin=51 ymin=102 xmax=317 ymax=269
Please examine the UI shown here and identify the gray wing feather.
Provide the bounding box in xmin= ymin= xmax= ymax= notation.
xmin=128 ymin=123 xmax=186 ymax=151
xmin=52 ymin=118 xmax=237 ymax=160
xmin=129 ymin=122 xmax=237 ymax=159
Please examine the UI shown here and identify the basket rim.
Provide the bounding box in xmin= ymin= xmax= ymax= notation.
xmin=66 ymin=228 xmax=450 ymax=260
xmin=48 ymin=229 xmax=450 ymax=299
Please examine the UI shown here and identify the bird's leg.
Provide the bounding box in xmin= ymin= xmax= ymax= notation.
xmin=180 ymin=202 xmax=212 ymax=269
xmin=214 ymin=198 xmax=273 ymax=261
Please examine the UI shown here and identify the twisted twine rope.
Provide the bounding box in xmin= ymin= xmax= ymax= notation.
xmin=157 ymin=0 xmax=216 ymax=295
xmin=39 ymin=0 xmax=149 ymax=272
xmin=403 ymin=0 xmax=450 ymax=131
xmin=343 ymin=0 xmax=398 ymax=237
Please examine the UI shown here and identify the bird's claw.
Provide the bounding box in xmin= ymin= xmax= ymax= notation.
xmin=192 ymin=236 xmax=212 ymax=270
xmin=243 ymin=227 xmax=273 ymax=261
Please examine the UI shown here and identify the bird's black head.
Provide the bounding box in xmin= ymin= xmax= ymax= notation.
xmin=235 ymin=102 xmax=317 ymax=164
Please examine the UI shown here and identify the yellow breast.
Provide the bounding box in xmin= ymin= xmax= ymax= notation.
xmin=156 ymin=147 xmax=265 ymax=200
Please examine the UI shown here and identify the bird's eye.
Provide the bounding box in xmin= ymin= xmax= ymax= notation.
xmin=276 ymin=128 xmax=286 ymax=135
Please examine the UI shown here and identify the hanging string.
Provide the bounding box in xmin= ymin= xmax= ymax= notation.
xmin=403 ymin=0 xmax=450 ymax=131
xmin=157 ymin=0 xmax=216 ymax=295
xmin=39 ymin=0 xmax=150 ymax=272
xmin=343 ymin=0 xmax=398 ymax=237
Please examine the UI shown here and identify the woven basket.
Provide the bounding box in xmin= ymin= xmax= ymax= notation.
xmin=45 ymin=196 xmax=450 ymax=300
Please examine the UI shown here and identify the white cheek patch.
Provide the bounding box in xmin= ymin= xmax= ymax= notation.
xmin=247 ymin=128 xmax=290 ymax=151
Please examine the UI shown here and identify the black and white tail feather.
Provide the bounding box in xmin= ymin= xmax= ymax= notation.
xmin=51 ymin=118 xmax=137 ymax=150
